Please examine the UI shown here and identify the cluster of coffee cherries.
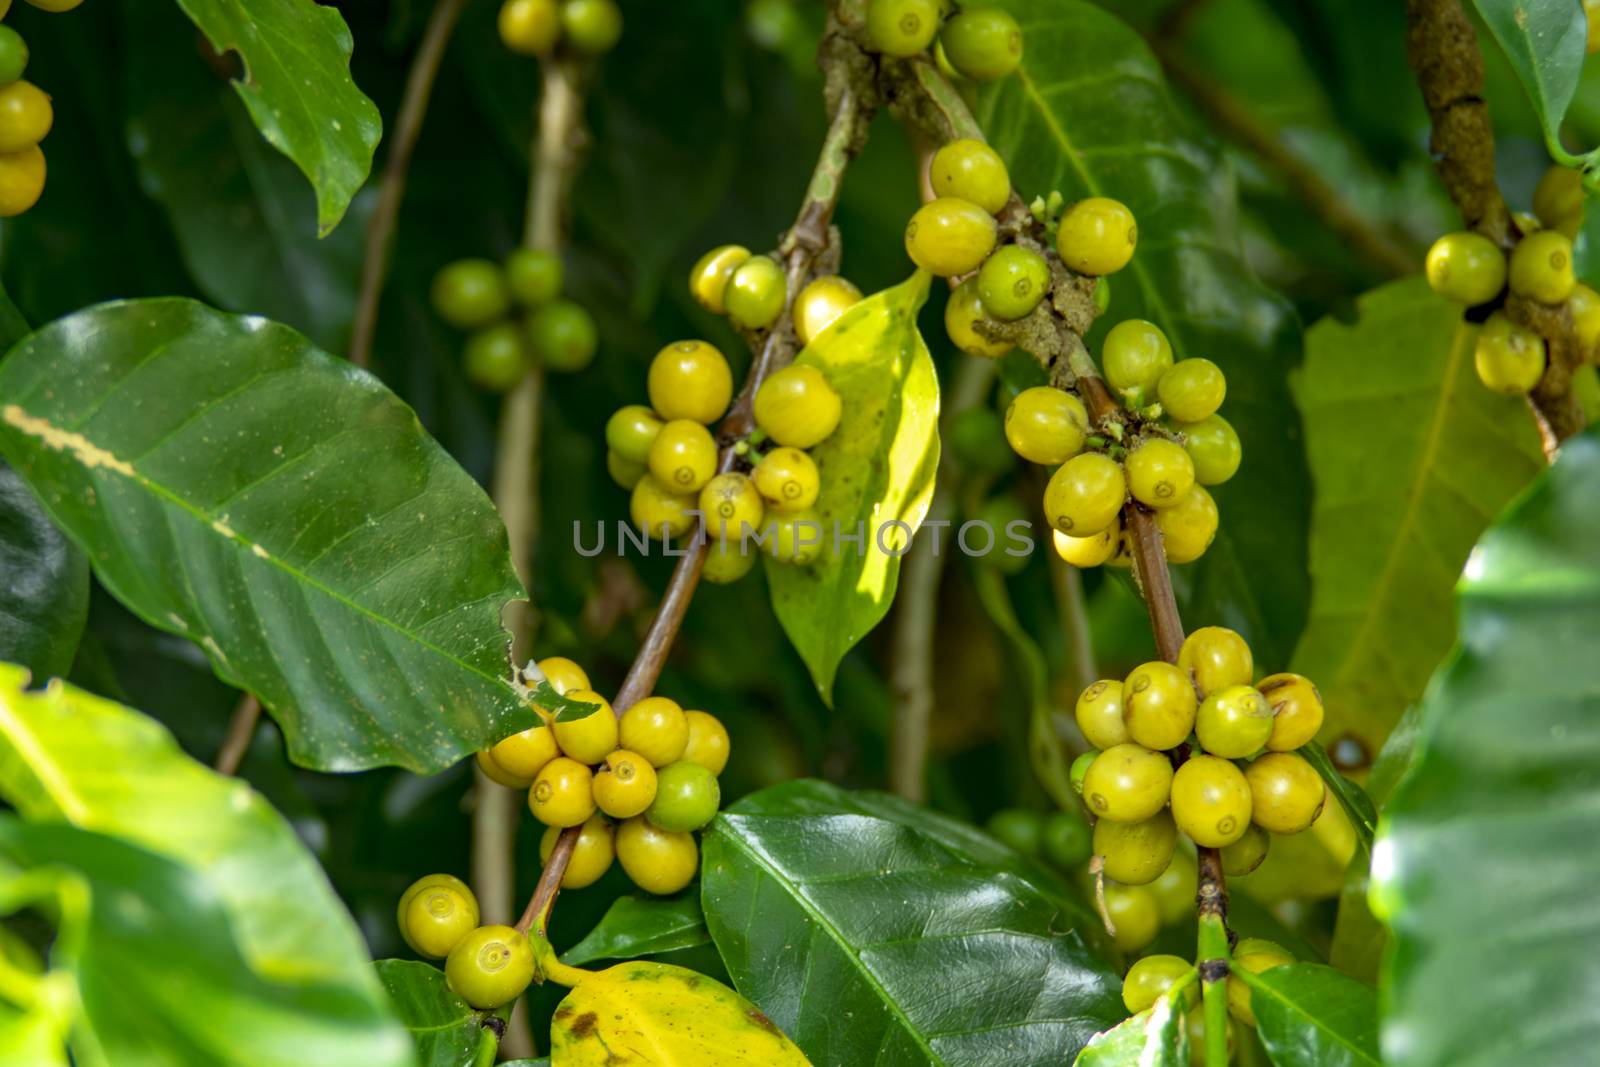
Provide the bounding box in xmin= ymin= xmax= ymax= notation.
xmin=497 ymin=0 xmax=622 ymax=57
xmin=863 ymin=0 xmax=1023 ymax=83
xmin=1071 ymin=626 xmax=1328 ymax=899
xmin=1120 ymin=938 xmax=1297 ymax=1060
xmin=0 ymin=0 xmax=72 ymax=218
xmin=1424 ymin=164 xmax=1599 ymax=395
xmin=431 ymin=249 xmax=596 ymax=391
xmin=474 ymin=656 xmax=731 ymax=897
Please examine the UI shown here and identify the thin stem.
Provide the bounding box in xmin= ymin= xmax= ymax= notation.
xmin=349 ymin=0 xmax=469 ymax=368
xmin=516 ymin=80 xmax=873 ymax=935
xmin=1045 ymin=549 xmax=1096 ymax=691
xmin=213 ymin=693 xmax=260 ymax=775
xmin=1196 ymin=850 xmax=1231 ymax=1067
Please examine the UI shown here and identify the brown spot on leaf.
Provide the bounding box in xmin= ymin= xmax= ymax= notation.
xmin=567 ymin=1011 xmax=600 ymax=1039
xmin=748 ymin=1009 xmax=781 ymax=1035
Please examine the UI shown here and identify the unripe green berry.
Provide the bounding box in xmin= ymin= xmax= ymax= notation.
xmin=645 ymin=760 xmax=720 ymax=832
xmin=1219 ymin=822 xmax=1270 ymax=876
xmin=939 ymin=8 xmax=1024 ymax=82
xmin=526 ymin=299 xmax=598 ymax=372
xmin=986 ymin=807 xmax=1043 ymax=856
xmin=606 ymin=404 xmax=664 ymax=464
xmin=725 ymin=255 xmax=788 ymax=330
xmin=463 ymin=323 xmax=530 ymax=392
xmin=1424 ymin=231 xmax=1506 ymax=305
xmin=1102 ymin=318 xmax=1174 ymax=396
xmin=947 ymin=406 xmax=1014 ymax=475
xmin=0 ymin=27 xmax=28 ymax=86
xmin=1173 ymin=414 xmax=1241 ymax=486
xmin=561 ymin=0 xmax=623 ymax=54
xmin=432 ymin=258 xmax=510 ymax=329
xmin=505 ymin=247 xmax=563 ymax=305
xmin=499 ymin=0 xmax=561 ymax=57
xmin=1156 ymin=358 xmax=1226 ymax=422
xmin=1040 ymin=810 xmax=1091 ymax=869
xmin=1123 ymin=955 xmax=1199 ymax=1014
xmin=977 ymin=245 xmax=1049 ymax=320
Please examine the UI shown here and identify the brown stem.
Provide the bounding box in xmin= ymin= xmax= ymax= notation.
xmin=1197 ymin=845 xmax=1228 ymax=926
xmin=349 ymin=0 xmax=469 ymax=368
xmin=213 ymin=693 xmax=260 ymax=775
xmin=516 ymin=81 xmax=873 ymax=937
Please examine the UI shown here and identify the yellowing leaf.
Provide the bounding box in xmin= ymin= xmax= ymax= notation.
xmin=550 ymin=960 xmax=810 ymax=1066
xmin=765 ymin=271 xmax=940 ymax=702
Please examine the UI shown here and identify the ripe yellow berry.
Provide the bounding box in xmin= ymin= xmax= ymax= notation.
xmin=592 ymin=750 xmax=659 ymax=819
xmin=794 ymin=275 xmax=862 ymax=345
xmin=1243 ymin=752 xmax=1325 ymax=834
xmin=682 ymin=710 xmax=731 ymax=775
xmin=1102 ymin=883 xmax=1160 ymax=953
xmin=476 ymin=749 xmax=532 ymax=789
xmin=945 ymin=277 xmax=1012 ymax=358
xmin=630 ymin=474 xmax=697 ymax=540
xmin=1082 ymin=743 xmax=1174 ymax=823
xmin=1424 ymin=231 xmax=1506 ymax=305
xmin=905 ymin=196 xmax=999 ymax=276
xmin=1074 ymin=678 xmax=1131 ymax=750
xmin=398 ymin=874 xmax=475 ymax=956
xmin=551 ymin=689 xmax=618 ymax=763
xmin=1005 ymin=386 xmax=1088 ymax=465
xmin=539 ymin=814 xmax=615 ymax=888
xmin=689 ymin=245 xmax=751 ymax=314
xmin=616 ymin=816 xmax=699 ymax=895
xmin=1177 ymin=626 xmax=1252 ymax=700
xmin=1508 ymin=230 xmax=1576 ymax=304
xmin=529 ymin=757 xmax=597 ymax=827
xmin=403 ymin=881 xmax=480 ymax=958
xmin=1170 ymin=754 xmax=1252 ymax=848
xmin=1219 ymin=822 xmax=1270 ymax=876
xmin=648 ymin=340 xmax=733 ymax=424
xmin=1195 ymin=685 xmax=1274 ymax=759
xmin=1056 ymin=197 xmax=1137 ymax=276
xmin=1122 ymin=661 xmax=1197 ymax=751
xmin=1473 ymin=311 xmax=1546 ymax=395
xmin=498 ymin=0 xmax=561 ymax=55
xmin=701 ymin=538 xmax=757 ymax=584
xmin=1053 ymin=522 xmax=1122 ymax=568
xmin=619 ymin=696 xmax=690 ymax=767
xmin=1533 ymin=165 xmax=1584 ymax=229
xmin=647 ymin=419 xmax=718 ymax=495
xmin=1157 ymin=358 xmax=1226 ymax=423
xmin=444 ymin=925 xmax=535 ymax=1009
xmin=760 ymin=511 xmax=824 ymax=565
xmin=1256 ymin=672 xmax=1324 ymax=751
xmin=1569 ymin=282 xmax=1600 ymax=355
xmin=1126 ymin=438 xmax=1196 ymax=509
xmin=929 ymin=139 xmax=1010 ymax=214
xmin=752 ymin=446 xmax=821 ymax=513
xmin=1043 ymin=453 xmax=1125 ymax=536
xmin=488 ymin=723 xmax=559 ymax=780
xmin=532 ymin=656 xmax=589 ymax=698
xmin=1228 ymin=941 xmax=1294 ymax=1026
xmin=754 ymin=364 xmax=842 ymax=448
xmin=1094 ymin=809 xmax=1178 ymax=886
xmin=1155 ymin=485 xmax=1218 ymax=564
xmin=0 ymin=80 xmax=50 ymax=153
xmin=699 ymin=472 xmax=764 ymax=544
xmin=0 ymin=144 xmax=44 ymax=217
xmin=607 ymin=451 xmax=645 ymax=490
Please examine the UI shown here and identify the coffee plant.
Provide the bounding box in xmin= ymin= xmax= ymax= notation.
xmin=0 ymin=0 xmax=1597 ymax=1063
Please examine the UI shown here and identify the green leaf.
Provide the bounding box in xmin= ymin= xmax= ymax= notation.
xmin=1472 ymin=0 xmax=1587 ymax=154
xmin=172 ymin=0 xmax=382 ymax=234
xmin=0 ymin=462 xmax=87 ymax=681
xmin=1238 ymin=963 xmax=1380 ymax=1067
xmin=0 ymin=298 xmax=531 ymax=774
xmin=377 ymin=960 xmax=488 ymax=1067
xmin=1073 ymin=992 xmax=1186 ymax=1066
xmin=0 ymin=818 xmax=412 ymax=1067
xmin=561 ymin=893 xmax=710 ymax=966
xmin=976 ymin=0 xmax=1310 ymax=668
xmin=765 ymin=272 xmax=941 ymax=701
xmin=701 ymin=779 xmax=1122 ymax=1066
xmin=542 ymin=681 xmax=604 ymax=724
xmin=1301 ymin=741 xmax=1376 ymax=855
xmin=1290 ymin=279 xmax=1544 ymax=753
xmin=1372 ymin=426 xmax=1600 ymax=1067
xmin=0 ymin=663 xmax=408 ymax=1063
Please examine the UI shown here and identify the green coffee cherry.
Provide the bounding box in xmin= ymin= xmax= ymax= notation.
xmin=1424 ymin=231 xmax=1505 ymax=305
xmin=725 ymin=255 xmax=788 ymax=330
xmin=986 ymin=807 xmax=1043 ymax=856
xmin=977 ymin=245 xmax=1050 ymax=320
xmin=929 ymin=139 xmax=1010 ymax=215
xmin=463 ymin=323 xmax=530 ymax=392
xmin=939 ymin=8 xmax=1023 ymax=82
xmin=562 ymin=0 xmax=623 ymax=54
xmin=0 ymin=27 xmax=28 ymax=86
xmin=865 ymin=0 xmax=940 ymax=57
xmin=526 ymin=299 xmax=598 ymax=371
xmin=505 ymin=247 xmax=563 ymax=305
xmin=432 ymin=259 xmax=510 ymax=329
xmin=1102 ymin=319 xmax=1173 ymax=396
xmin=1156 ymin=358 xmax=1226 ymax=422
xmin=1173 ymin=414 xmax=1241 ymax=486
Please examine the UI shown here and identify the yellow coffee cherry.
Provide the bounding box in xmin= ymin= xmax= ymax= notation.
xmin=1157 ymin=358 xmax=1226 ymax=423
xmin=794 ymin=275 xmax=862 ymax=345
xmin=929 ymin=138 xmax=1010 ymax=215
xmin=608 ymin=451 xmax=646 ymax=490
xmin=682 ymin=710 xmax=731 ymax=775
xmin=498 ymin=0 xmax=561 ymax=55
xmin=398 ymin=873 xmax=473 ymax=955
xmin=702 ymin=538 xmax=757 ymax=584
xmin=551 ymin=689 xmax=618 ymax=763
xmin=630 ymin=473 xmax=697 ymax=540
xmin=699 ymin=472 xmax=764 ymax=544
xmin=1103 ymin=319 xmax=1175 ymax=396
xmin=529 ymin=756 xmax=597 ymax=827
xmin=1043 ymin=453 xmax=1125 ymax=536
xmin=1243 ymin=752 xmax=1325 ymax=834
xmin=945 ymin=276 xmax=1012 ymax=358
xmin=444 ymin=925 xmax=535 ymax=1009
xmin=616 ymin=816 xmax=699 ymax=895
xmin=725 ymin=255 xmax=788 ymax=330
xmin=648 ymin=340 xmax=734 ymax=424
xmin=1094 ymin=809 xmax=1177 ymax=885
xmin=1424 ymin=231 xmax=1506 ymax=305
xmin=488 ymin=723 xmax=559 ymax=780
xmin=1589 ymin=0 xmax=1600 ymax=54
xmin=1122 ymin=660 xmax=1197 ymax=751
xmin=1508 ymin=229 xmax=1576 ymax=304
xmin=1123 ymin=954 xmax=1200 ymax=1014
xmin=532 ymin=656 xmax=589 ymax=698
xmin=592 ymin=749 xmax=659 ymax=819
xmin=1569 ymin=282 xmax=1600 ymax=356
xmin=476 ymin=749 xmax=532 ymax=789
xmin=647 ymin=419 xmax=718 ymax=494
xmin=761 ymin=511 xmax=824 ymax=565
xmin=618 ymin=695 xmax=690 ymax=767
xmin=0 ymin=144 xmax=44 ymax=217
xmin=752 ymin=446 xmax=821 ymax=512
xmin=1473 ymin=311 xmax=1546 ymax=395
xmin=1533 ymin=164 xmax=1584 ymax=229
xmin=1056 ymin=197 xmax=1137 ymax=276
xmin=865 ymin=0 xmax=940 ymax=56
xmin=403 ymin=881 xmax=481 ymax=958
xmin=1004 ymin=386 xmax=1087 ymax=466
xmin=1256 ymin=672 xmax=1324 ymax=751
xmin=753 ymin=363 xmax=842 ymax=448
xmin=905 ymin=196 xmax=999 ymax=276
xmin=1170 ymin=755 xmax=1252 ymax=848
xmin=1074 ymin=678 xmax=1131 ymax=750
xmin=1195 ymin=685 xmax=1274 ymax=759
xmin=539 ymin=814 xmax=615 ymax=889
xmin=689 ymin=245 xmax=751 ymax=314
xmin=1155 ymin=485 xmax=1217 ymax=564
xmin=1082 ymin=742 xmax=1174 ymax=823
xmin=23 ymin=0 xmax=84 ymax=9
xmin=0 ymin=81 xmax=50 ymax=153
xmin=1219 ymin=822 xmax=1270 ymax=876
xmin=1148 ymin=850 xmax=1197 ymax=925
xmin=1228 ymin=941 xmax=1294 ymax=1026
xmin=1102 ymin=883 xmax=1160 ymax=953
xmin=1176 ymin=626 xmax=1252 ymax=700
xmin=1126 ymin=438 xmax=1196 ymax=509
xmin=1053 ymin=522 xmax=1121 ymax=568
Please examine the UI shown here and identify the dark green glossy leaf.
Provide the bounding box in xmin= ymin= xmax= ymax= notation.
xmin=1301 ymin=741 xmax=1376 ymax=855
xmin=173 ymin=0 xmax=382 ymax=234
xmin=0 ymin=299 xmax=531 ymax=773
xmin=1472 ymin=0 xmax=1586 ymax=152
xmin=701 ymin=779 xmax=1121 ymax=1066
xmin=376 ymin=960 xmax=487 ymax=1067
xmin=0 ymin=663 xmax=408 ymax=1064
xmin=542 ymin=681 xmax=604 ymax=724
xmin=0 ymin=818 xmax=411 ymax=1067
xmin=1291 ymin=279 xmax=1543 ymax=752
xmin=562 ymin=893 xmax=710 ymax=966
xmin=766 ymin=273 xmax=940 ymax=701
xmin=1073 ymin=989 xmax=1187 ymax=1066
xmin=0 ymin=462 xmax=87 ymax=682
xmin=1239 ymin=963 xmax=1380 ymax=1067
xmin=977 ymin=0 xmax=1309 ymax=667
xmin=1372 ymin=426 xmax=1600 ymax=1067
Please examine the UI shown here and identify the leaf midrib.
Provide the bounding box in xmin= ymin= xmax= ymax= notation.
xmin=1246 ymin=970 xmax=1380 ymax=1066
